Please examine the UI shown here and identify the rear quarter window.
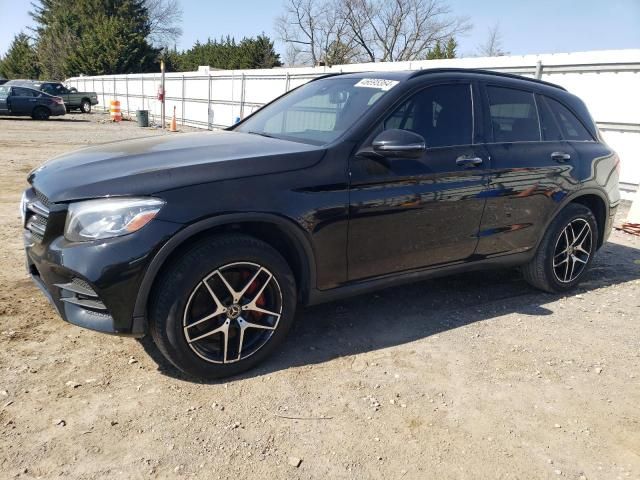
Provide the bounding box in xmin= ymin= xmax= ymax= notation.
xmin=544 ymin=96 xmax=594 ymax=141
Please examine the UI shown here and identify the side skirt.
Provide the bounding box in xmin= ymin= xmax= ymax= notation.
xmin=306 ymin=250 xmax=534 ymax=306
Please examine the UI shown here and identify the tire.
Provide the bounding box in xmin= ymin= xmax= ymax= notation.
xmin=81 ymin=100 xmax=91 ymax=113
xmin=522 ymin=203 xmax=598 ymax=293
xmin=31 ymin=107 xmax=50 ymax=120
xmin=149 ymin=234 xmax=297 ymax=379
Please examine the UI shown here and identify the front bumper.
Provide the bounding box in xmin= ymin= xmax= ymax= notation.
xmin=23 ymin=190 xmax=182 ymax=336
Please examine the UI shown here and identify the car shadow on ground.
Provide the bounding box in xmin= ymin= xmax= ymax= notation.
xmin=0 ymin=116 xmax=90 ymax=122
xmin=138 ymin=241 xmax=640 ymax=383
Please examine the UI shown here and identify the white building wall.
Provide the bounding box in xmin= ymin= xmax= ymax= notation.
xmin=66 ymin=49 xmax=640 ymax=196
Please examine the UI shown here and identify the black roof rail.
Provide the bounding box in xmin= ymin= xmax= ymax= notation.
xmin=307 ymin=72 xmax=347 ymax=83
xmin=408 ymin=68 xmax=567 ymax=91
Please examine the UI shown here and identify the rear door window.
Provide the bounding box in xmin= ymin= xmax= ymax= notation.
xmin=544 ymin=96 xmax=594 ymax=141
xmin=486 ymin=86 xmax=541 ymax=143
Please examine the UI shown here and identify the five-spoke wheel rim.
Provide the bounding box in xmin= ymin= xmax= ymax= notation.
xmin=183 ymin=262 xmax=282 ymax=364
xmin=553 ymin=218 xmax=592 ymax=283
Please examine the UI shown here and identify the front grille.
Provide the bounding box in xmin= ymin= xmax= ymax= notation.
xmin=35 ymin=189 xmax=51 ymax=209
xmin=24 ymin=190 xmax=50 ymax=243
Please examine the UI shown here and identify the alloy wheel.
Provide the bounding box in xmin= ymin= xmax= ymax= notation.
xmin=552 ymin=218 xmax=593 ymax=283
xmin=182 ymin=262 xmax=283 ymax=364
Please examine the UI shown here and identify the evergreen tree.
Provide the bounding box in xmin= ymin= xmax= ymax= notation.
xmin=444 ymin=37 xmax=458 ymax=58
xmin=425 ymin=38 xmax=458 ymax=60
xmin=31 ymin=0 xmax=160 ymax=77
xmin=241 ymin=35 xmax=282 ymax=69
xmin=178 ymin=35 xmax=281 ymax=71
xmin=0 ymin=33 xmax=41 ymax=79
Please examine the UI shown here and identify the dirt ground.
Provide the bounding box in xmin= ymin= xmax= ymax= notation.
xmin=0 ymin=113 xmax=638 ymax=480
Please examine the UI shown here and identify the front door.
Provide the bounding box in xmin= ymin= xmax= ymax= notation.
xmin=10 ymin=87 xmax=39 ymax=115
xmin=348 ymin=82 xmax=490 ymax=281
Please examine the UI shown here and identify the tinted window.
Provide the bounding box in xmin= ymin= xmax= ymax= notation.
xmin=13 ymin=87 xmax=38 ymax=97
xmin=487 ymin=86 xmax=540 ymax=142
xmin=384 ymin=84 xmax=472 ymax=148
xmin=41 ymin=84 xmax=56 ymax=94
xmin=236 ymin=77 xmax=392 ymax=145
xmin=545 ymin=96 xmax=593 ymax=141
xmin=537 ymin=94 xmax=563 ymax=141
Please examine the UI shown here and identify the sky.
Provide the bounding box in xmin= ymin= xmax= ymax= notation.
xmin=0 ymin=0 xmax=638 ymax=59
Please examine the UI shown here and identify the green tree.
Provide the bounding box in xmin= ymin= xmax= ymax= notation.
xmin=240 ymin=35 xmax=282 ymax=69
xmin=178 ymin=35 xmax=281 ymax=71
xmin=31 ymin=0 xmax=160 ymax=77
xmin=444 ymin=37 xmax=458 ymax=58
xmin=425 ymin=38 xmax=458 ymax=60
xmin=0 ymin=33 xmax=41 ymax=79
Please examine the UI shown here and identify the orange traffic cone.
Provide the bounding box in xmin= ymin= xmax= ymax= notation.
xmin=169 ymin=106 xmax=178 ymax=132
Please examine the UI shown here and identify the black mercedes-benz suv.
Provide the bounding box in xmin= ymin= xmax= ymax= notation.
xmin=22 ymin=69 xmax=620 ymax=378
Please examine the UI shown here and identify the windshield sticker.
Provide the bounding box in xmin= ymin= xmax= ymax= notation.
xmin=354 ymin=78 xmax=399 ymax=91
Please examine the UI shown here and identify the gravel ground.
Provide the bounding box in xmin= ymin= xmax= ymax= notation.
xmin=0 ymin=113 xmax=639 ymax=479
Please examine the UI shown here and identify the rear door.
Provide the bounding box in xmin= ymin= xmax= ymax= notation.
xmin=10 ymin=87 xmax=39 ymax=115
xmin=0 ymin=86 xmax=10 ymax=114
xmin=348 ymin=81 xmax=490 ymax=280
xmin=476 ymin=84 xmax=579 ymax=257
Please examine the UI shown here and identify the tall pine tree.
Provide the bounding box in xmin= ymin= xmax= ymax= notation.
xmin=0 ymin=33 xmax=41 ymax=79
xmin=31 ymin=0 xmax=160 ymax=77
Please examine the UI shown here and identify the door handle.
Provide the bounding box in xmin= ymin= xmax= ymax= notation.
xmin=551 ymin=151 xmax=571 ymax=162
xmin=456 ymin=156 xmax=483 ymax=167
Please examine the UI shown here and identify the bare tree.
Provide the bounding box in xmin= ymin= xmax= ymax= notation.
xmin=145 ymin=0 xmax=183 ymax=48
xmin=340 ymin=0 xmax=470 ymax=62
xmin=275 ymin=0 xmax=361 ymax=65
xmin=477 ymin=22 xmax=508 ymax=57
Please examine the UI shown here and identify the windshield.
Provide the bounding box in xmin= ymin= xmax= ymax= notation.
xmin=235 ymin=77 xmax=399 ymax=145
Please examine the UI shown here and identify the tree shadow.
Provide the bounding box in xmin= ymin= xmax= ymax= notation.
xmin=138 ymin=240 xmax=640 ymax=383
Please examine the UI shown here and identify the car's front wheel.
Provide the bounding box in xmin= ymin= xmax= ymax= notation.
xmin=81 ymin=100 xmax=92 ymax=113
xmin=149 ymin=234 xmax=297 ymax=379
xmin=522 ymin=203 xmax=598 ymax=293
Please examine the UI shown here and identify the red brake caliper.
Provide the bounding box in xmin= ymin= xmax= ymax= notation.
xmin=242 ymin=270 xmax=266 ymax=319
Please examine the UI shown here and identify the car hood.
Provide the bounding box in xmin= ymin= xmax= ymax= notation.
xmin=29 ymin=131 xmax=324 ymax=202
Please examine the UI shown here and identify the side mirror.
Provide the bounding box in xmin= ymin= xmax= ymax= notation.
xmin=371 ymin=129 xmax=426 ymax=158
xmin=69 ymin=87 xmax=77 ymax=93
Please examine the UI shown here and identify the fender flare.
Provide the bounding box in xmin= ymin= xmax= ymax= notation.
xmin=533 ymin=187 xmax=610 ymax=252
xmin=132 ymin=213 xmax=317 ymax=321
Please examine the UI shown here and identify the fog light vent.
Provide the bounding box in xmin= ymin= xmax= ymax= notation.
xmin=54 ymin=278 xmax=107 ymax=311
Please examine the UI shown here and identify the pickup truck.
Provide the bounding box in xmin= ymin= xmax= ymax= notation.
xmin=6 ymin=80 xmax=99 ymax=113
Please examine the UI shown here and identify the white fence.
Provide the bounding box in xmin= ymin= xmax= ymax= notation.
xmin=66 ymin=49 xmax=640 ymax=196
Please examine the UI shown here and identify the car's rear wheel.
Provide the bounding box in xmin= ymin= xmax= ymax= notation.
xmin=81 ymin=100 xmax=91 ymax=113
xmin=149 ymin=234 xmax=297 ymax=379
xmin=522 ymin=203 xmax=598 ymax=293
xmin=31 ymin=107 xmax=50 ymax=120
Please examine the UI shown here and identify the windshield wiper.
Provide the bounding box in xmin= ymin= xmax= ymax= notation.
xmin=247 ymin=131 xmax=277 ymax=139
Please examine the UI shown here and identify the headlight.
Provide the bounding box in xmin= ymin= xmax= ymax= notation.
xmin=64 ymin=197 xmax=165 ymax=242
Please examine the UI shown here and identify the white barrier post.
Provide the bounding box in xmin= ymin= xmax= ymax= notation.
xmin=625 ymin=186 xmax=640 ymax=225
